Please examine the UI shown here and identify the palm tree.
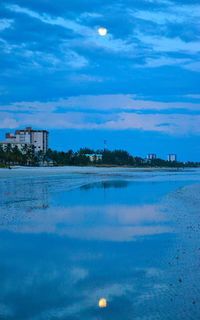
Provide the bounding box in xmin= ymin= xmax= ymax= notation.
xmin=0 ymin=144 xmax=5 ymax=164
xmin=4 ymin=143 xmax=12 ymax=153
xmin=12 ymin=145 xmax=23 ymax=164
xmin=21 ymin=144 xmax=29 ymax=155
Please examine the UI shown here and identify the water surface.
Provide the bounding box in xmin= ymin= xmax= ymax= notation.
xmin=0 ymin=167 xmax=200 ymax=319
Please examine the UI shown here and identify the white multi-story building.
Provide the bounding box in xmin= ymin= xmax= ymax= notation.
xmin=85 ymin=154 xmax=103 ymax=162
xmin=3 ymin=127 xmax=49 ymax=153
xmin=147 ymin=154 xmax=157 ymax=160
xmin=167 ymin=154 xmax=177 ymax=162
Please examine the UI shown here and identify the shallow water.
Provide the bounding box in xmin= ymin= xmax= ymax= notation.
xmin=0 ymin=167 xmax=200 ymax=319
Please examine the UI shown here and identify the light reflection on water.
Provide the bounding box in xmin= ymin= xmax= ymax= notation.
xmin=0 ymin=169 xmax=200 ymax=320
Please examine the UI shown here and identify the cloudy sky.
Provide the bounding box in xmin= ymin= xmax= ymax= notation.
xmin=0 ymin=0 xmax=200 ymax=160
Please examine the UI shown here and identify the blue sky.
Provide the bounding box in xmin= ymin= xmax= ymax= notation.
xmin=0 ymin=0 xmax=200 ymax=161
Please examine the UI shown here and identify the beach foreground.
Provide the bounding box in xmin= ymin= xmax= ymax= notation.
xmin=0 ymin=167 xmax=200 ymax=319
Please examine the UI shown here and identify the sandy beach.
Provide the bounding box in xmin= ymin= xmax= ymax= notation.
xmin=0 ymin=168 xmax=200 ymax=319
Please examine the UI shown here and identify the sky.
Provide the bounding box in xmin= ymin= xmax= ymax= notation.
xmin=0 ymin=0 xmax=200 ymax=161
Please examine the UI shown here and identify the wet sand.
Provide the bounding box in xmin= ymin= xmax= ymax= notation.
xmin=0 ymin=169 xmax=200 ymax=319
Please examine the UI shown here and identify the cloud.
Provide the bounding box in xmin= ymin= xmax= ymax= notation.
xmin=130 ymin=4 xmax=200 ymax=25
xmin=79 ymin=12 xmax=103 ymax=20
xmin=128 ymin=3 xmax=200 ymax=67
xmin=60 ymin=50 xmax=88 ymax=69
xmin=1 ymin=93 xmax=200 ymax=135
xmin=1 ymin=94 xmax=200 ymax=113
xmin=100 ymin=112 xmax=200 ymax=135
xmin=134 ymin=56 xmax=200 ymax=72
xmin=135 ymin=32 xmax=200 ymax=54
xmin=6 ymin=4 xmax=135 ymax=54
xmin=185 ymin=94 xmax=200 ymax=99
xmin=184 ymin=61 xmax=200 ymax=73
xmin=5 ymin=3 xmax=93 ymax=35
xmin=134 ymin=56 xmax=191 ymax=68
xmin=131 ymin=9 xmax=183 ymax=25
xmin=59 ymin=95 xmax=200 ymax=111
xmin=0 ymin=0 xmax=200 ymax=146
xmin=0 ymin=116 xmax=19 ymax=129
xmin=0 ymin=38 xmax=88 ymax=70
xmin=1 ymin=108 xmax=200 ymax=135
xmin=0 ymin=19 xmax=13 ymax=31
xmin=0 ymin=38 xmax=21 ymax=54
xmin=69 ymin=74 xmax=103 ymax=83
xmin=144 ymin=0 xmax=172 ymax=4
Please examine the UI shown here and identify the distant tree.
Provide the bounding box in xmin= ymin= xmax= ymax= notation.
xmin=11 ymin=145 xmax=23 ymax=164
xmin=133 ymin=157 xmax=144 ymax=166
xmin=79 ymin=148 xmax=95 ymax=155
xmin=0 ymin=143 xmax=199 ymax=168
xmin=0 ymin=144 xmax=5 ymax=164
xmin=21 ymin=144 xmax=28 ymax=153
xmin=102 ymin=149 xmax=134 ymax=165
xmin=4 ymin=143 xmax=12 ymax=153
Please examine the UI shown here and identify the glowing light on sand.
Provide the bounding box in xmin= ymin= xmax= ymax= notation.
xmin=98 ymin=298 xmax=107 ymax=308
xmin=98 ymin=27 xmax=108 ymax=36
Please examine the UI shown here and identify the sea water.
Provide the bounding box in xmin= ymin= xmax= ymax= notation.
xmin=0 ymin=167 xmax=200 ymax=320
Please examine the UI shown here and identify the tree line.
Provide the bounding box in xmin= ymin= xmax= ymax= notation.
xmin=46 ymin=148 xmax=200 ymax=167
xmin=0 ymin=144 xmax=199 ymax=168
xmin=0 ymin=143 xmax=35 ymax=167
xmin=45 ymin=148 xmax=145 ymax=166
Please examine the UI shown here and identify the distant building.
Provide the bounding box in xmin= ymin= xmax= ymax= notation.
xmin=167 ymin=154 xmax=177 ymax=162
xmin=3 ymin=127 xmax=49 ymax=153
xmin=85 ymin=154 xmax=103 ymax=162
xmin=147 ymin=154 xmax=157 ymax=160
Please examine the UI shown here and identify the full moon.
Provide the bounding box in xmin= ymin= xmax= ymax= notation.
xmin=98 ymin=27 xmax=108 ymax=36
xmin=98 ymin=298 xmax=107 ymax=308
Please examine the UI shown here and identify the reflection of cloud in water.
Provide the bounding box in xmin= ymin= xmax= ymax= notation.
xmin=16 ymin=267 xmax=165 ymax=320
xmin=0 ymin=204 xmax=172 ymax=241
xmin=0 ymin=176 xmax=199 ymax=319
xmin=0 ymin=303 xmax=13 ymax=318
xmin=0 ymin=222 xmax=180 ymax=320
xmin=64 ymin=225 xmax=172 ymax=241
xmin=70 ymin=267 xmax=88 ymax=283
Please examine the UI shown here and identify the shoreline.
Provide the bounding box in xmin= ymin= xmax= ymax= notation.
xmin=0 ymin=164 xmax=190 ymax=171
xmin=1 ymin=166 xmax=200 ymax=184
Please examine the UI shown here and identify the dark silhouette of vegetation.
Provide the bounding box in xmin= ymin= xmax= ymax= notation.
xmin=0 ymin=144 xmax=45 ymax=167
xmin=0 ymin=144 xmax=200 ymax=168
xmin=45 ymin=148 xmax=200 ymax=168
